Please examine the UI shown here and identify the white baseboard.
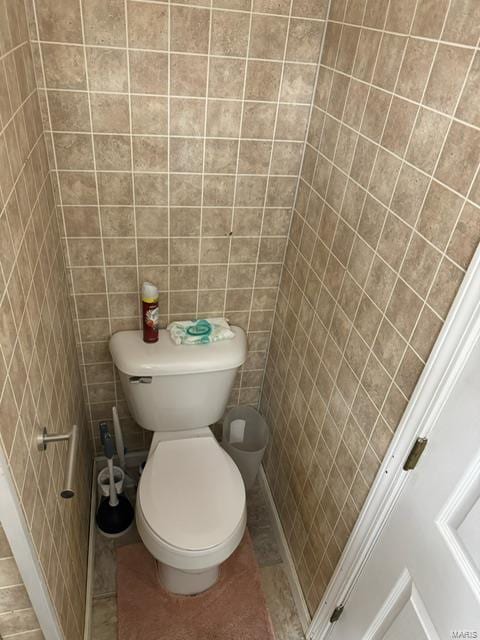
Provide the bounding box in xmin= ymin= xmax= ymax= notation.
xmin=258 ymin=466 xmax=311 ymax=634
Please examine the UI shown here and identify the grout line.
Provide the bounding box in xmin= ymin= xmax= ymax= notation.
xmin=25 ymin=0 xmax=96 ymax=458
xmin=222 ymin=2 xmax=268 ymax=401
xmin=53 ymin=168 xmax=304 ymax=178
xmin=258 ymin=0 xmax=332 ymax=412
xmin=34 ymin=44 xmax=319 ymax=69
xmin=46 ymin=129 xmax=311 ymax=143
xmin=286 ymin=0 xmax=372 ymax=589
xmin=40 ymin=85 xmax=315 ymax=107
xmin=123 ymin=0 xmax=143 ymax=447
xmin=197 ymin=0 xmax=223 ymax=319
xmin=166 ymin=0 xmax=171 ymax=341
xmin=244 ymin=0 xmax=296 ymax=400
xmin=77 ymin=0 xmax=114 ymax=437
xmin=309 ymin=0 xmax=421 ymax=533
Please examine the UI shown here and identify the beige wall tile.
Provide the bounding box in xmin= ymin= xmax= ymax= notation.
xmin=94 ymin=134 xmax=131 ymax=171
xmin=91 ymin=93 xmax=129 ymax=133
xmin=287 ymin=18 xmax=324 ymax=63
xmin=100 ymin=207 xmax=135 ymax=236
xmin=36 ymin=0 xmax=82 ymax=43
xmin=171 ymin=54 xmax=208 ymax=97
xmin=129 ymin=50 xmax=168 ymax=94
xmin=64 ymin=206 xmax=100 ymax=236
xmin=396 ymin=39 xmax=436 ymax=103
xmin=97 ymin=172 xmax=133 ymax=205
xmin=170 ymin=98 xmax=205 ymax=136
xmin=447 ymin=203 xmax=480 ymax=270
xmin=249 ymin=14 xmax=288 ymax=60
xmin=206 ymin=99 xmax=242 ymax=137
xmin=43 ymin=43 xmax=86 ymax=89
xmin=281 ymin=63 xmax=317 ymax=104
xmin=456 ymin=52 xmax=480 ymax=127
xmin=47 ymin=90 xmax=90 ymax=131
xmin=132 ymin=137 xmax=168 ymax=172
xmin=211 ymin=9 xmax=250 ymax=57
xmin=424 ymin=45 xmax=474 ymax=115
xmin=82 ymin=0 xmax=126 ymax=46
xmin=127 ymin=1 xmax=168 ymax=50
xmin=435 ymin=122 xmax=480 ymax=195
xmin=170 ymin=5 xmax=210 ymax=54
xmin=443 ymin=0 xmax=480 ymax=46
xmin=209 ymin=57 xmax=246 ymax=99
xmin=86 ymin=47 xmax=128 ymax=92
xmin=131 ymin=95 xmax=168 ymax=135
xmin=204 ymin=139 xmax=238 ymax=174
xmin=53 ymin=133 xmax=94 ymax=170
xmin=245 ymin=60 xmax=283 ymax=102
xmin=242 ymin=103 xmax=276 ymax=140
xmin=411 ymin=0 xmax=449 ymax=39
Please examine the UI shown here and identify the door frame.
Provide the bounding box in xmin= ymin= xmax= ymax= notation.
xmin=308 ymin=245 xmax=480 ymax=640
xmin=0 ymin=445 xmax=64 ymax=639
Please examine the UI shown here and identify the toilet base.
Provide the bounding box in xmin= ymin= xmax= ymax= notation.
xmin=156 ymin=561 xmax=219 ymax=595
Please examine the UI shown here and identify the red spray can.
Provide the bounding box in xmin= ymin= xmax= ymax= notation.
xmin=142 ymin=282 xmax=159 ymax=343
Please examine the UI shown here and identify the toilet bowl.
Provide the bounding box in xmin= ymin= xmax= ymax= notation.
xmin=109 ymin=326 xmax=248 ymax=595
xmin=136 ymin=435 xmax=246 ymax=594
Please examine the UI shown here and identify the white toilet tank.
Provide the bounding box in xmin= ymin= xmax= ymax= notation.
xmin=109 ymin=327 xmax=247 ymax=431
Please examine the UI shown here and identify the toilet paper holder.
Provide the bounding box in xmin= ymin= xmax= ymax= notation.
xmin=36 ymin=424 xmax=79 ymax=499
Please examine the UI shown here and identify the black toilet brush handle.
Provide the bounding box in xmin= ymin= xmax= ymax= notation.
xmin=104 ymin=433 xmax=115 ymax=459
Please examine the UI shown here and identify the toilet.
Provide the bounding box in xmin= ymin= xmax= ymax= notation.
xmin=109 ymin=326 xmax=248 ymax=595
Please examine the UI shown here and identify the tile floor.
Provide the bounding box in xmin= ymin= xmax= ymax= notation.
xmin=91 ymin=467 xmax=305 ymax=640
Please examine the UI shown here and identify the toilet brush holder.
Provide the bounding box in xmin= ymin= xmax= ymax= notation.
xmin=96 ymin=433 xmax=134 ymax=538
xmin=98 ymin=465 xmax=125 ymax=498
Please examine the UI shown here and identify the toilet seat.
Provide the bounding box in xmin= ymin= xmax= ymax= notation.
xmin=136 ymin=437 xmax=246 ymax=571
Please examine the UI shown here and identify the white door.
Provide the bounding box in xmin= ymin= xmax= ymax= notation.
xmin=327 ymin=335 xmax=480 ymax=640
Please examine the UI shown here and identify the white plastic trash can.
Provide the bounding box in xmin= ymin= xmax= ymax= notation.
xmin=222 ymin=406 xmax=269 ymax=490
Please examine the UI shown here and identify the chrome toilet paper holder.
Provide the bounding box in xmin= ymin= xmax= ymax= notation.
xmin=37 ymin=424 xmax=79 ymax=499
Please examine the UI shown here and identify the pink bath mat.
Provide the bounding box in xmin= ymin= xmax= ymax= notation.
xmin=116 ymin=532 xmax=275 ymax=640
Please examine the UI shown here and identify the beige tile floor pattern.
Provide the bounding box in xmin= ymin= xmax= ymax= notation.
xmin=91 ymin=472 xmax=304 ymax=640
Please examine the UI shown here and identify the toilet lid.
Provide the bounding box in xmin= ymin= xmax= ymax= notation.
xmin=138 ymin=438 xmax=246 ymax=552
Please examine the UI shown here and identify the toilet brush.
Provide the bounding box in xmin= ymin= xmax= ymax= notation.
xmin=96 ymin=433 xmax=134 ymax=538
xmin=112 ymin=406 xmax=136 ymax=488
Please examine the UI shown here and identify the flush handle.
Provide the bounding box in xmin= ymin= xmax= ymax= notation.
xmin=129 ymin=376 xmax=152 ymax=384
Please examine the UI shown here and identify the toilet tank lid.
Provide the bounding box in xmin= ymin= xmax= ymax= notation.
xmin=109 ymin=326 xmax=247 ymax=376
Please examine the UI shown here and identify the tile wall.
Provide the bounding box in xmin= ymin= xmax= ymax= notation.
xmin=261 ymin=0 xmax=480 ymax=615
xmin=0 ymin=0 xmax=91 ymax=637
xmin=28 ymin=0 xmax=330 ymax=452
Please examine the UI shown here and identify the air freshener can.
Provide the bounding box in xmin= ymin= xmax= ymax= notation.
xmin=142 ymin=282 xmax=159 ymax=343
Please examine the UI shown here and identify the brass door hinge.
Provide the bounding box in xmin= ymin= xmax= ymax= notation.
xmin=403 ymin=437 xmax=428 ymax=470
xmin=330 ymin=604 xmax=344 ymax=623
